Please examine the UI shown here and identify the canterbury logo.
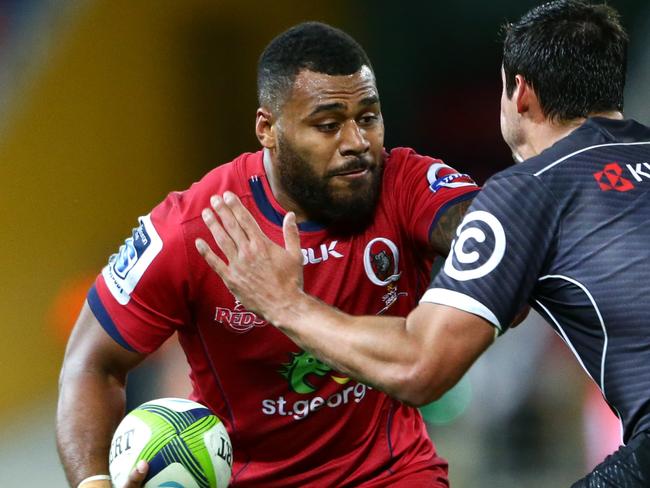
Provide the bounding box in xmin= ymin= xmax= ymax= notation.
xmin=593 ymin=162 xmax=635 ymax=192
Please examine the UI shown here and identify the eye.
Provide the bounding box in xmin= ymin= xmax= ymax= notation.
xmin=315 ymin=122 xmax=340 ymax=132
xmin=359 ymin=114 xmax=379 ymax=126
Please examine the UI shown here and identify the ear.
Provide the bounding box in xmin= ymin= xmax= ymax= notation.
xmin=514 ymin=74 xmax=540 ymax=116
xmin=256 ymin=107 xmax=277 ymax=149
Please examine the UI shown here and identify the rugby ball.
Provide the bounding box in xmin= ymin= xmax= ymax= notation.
xmin=109 ymin=398 xmax=232 ymax=488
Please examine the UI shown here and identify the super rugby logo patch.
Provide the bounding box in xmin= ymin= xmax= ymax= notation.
xmin=427 ymin=162 xmax=476 ymax=193
xmin=102 ymin=214 xmax=163 ymax=305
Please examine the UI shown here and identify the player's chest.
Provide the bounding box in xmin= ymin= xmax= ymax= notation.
xmin=300 ymin=232 xmax=416 ymax=315
xmin=194 ymin=227 xmax=419 ymax=342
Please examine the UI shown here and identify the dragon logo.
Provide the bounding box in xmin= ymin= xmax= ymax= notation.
xmin=279 ymin=351 xmax=331 ymax=394
xmin=279 ymin=351 xmax=349 ymax=394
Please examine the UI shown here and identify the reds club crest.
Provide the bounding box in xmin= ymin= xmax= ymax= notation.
xmin=363 ymin=238 xmax=408 ymax=314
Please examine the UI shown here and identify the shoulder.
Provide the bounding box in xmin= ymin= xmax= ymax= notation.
xmin=155 ymin=151 xmax=261 ymax=225
xmin=488 ymin=118 xmax=650 ymax=201
xmin=515 ymin=118 xmax=650 ymax=181
xmin=383 ymin=147 xmax=474 ymax=187
xmin=472 ymin=159 xmax=562 ymax=220
xmin=383 ymin=147 xmax=441 ymax=172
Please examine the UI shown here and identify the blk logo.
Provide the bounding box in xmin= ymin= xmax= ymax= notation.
xmin=301 ymin=241 xmax=343 ymax=265
xmin=593 ymin=162 xmax=635 ymax=192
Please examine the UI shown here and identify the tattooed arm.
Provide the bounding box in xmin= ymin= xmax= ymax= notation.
xmin=428 ymin=199 xmax=473 ymax=257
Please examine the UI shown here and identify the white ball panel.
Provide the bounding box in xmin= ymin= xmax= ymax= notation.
xmin=141 ymin=398 xmax=207 ymax=412
xmin=144 ymin=463 xmax=201 ymax=488
xmin=109 ymin=415 xmax=152 ymax=487
xmin=203 ymin=423 xmax=232 ymax=488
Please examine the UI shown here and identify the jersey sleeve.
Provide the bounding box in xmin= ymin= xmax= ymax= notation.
xmin=389 ymin=148 xmax=479 ymax=250
xmin=88 ymin=195 xmax=192 ymax=353
xmin=420 ymin=172 xmax=561 ymax=334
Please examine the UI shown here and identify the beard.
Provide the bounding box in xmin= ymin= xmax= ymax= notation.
xmin=277 ymin=135 xmax=382 ymax=232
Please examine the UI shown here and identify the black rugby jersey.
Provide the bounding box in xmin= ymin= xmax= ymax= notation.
xmin=422 ymin=117 xmax=650 ymax=443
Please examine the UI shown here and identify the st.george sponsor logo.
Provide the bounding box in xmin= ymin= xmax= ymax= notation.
xmin=593 ymin=161 xmax=650 ymax=192
xmin=262 ymin=351 xmax=370 ymax=420
xmin=214 ymin=299 xmax=267 ymax=333
xmin=262 ymin=383 xmax=371 ymax=420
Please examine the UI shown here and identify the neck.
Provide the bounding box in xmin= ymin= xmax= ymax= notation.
xmin=263 ymin=148 xmax=310 ymax=223
xmin=515 ymin=110 xmax=624 ymax=161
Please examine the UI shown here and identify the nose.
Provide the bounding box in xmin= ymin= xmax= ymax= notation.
xmin=339 ymin=120 xmax=370 ymax=157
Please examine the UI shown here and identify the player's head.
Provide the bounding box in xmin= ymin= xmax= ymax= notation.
xmin=500 ymin=0 xmax=628 ymax=158
xmin=255 ymin=22 xmax=384 ymax=229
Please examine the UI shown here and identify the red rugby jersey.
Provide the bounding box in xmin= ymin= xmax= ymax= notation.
xmin=90 ymin=148 xmax=478 ymax=487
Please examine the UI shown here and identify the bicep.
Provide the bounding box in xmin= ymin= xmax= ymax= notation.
xmin=57 ymin=301 xmax=148 ymax=484
xmin=428 ymin=198 xmax=473 ymax=257
xmin=61 ymin=301 xmax=147 ymax=383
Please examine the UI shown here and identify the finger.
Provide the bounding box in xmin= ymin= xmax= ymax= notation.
xmin=211 ymin=194 xmax=250 ymax=249
xmin=282 ymin=212 xmax=301 ymax=259
xmin=123 ymin=459 xmax=148 ymax=487
xmin=223 ymin=191 xmax=265 ymax=244
xmin=195 ymin=238 xmax=229 ymax=279
xmin=202 ymin=206 xmax=236 ymax=262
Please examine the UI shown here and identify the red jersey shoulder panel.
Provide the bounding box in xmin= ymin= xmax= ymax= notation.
xmin=381 ymin=147 xmax=479 ymax=251
xmin=92 ymin=152 xmax=264 ymax=353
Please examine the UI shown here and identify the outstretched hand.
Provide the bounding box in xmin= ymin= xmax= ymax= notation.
xmin=195 ymin=191 xmax=304 ymax=324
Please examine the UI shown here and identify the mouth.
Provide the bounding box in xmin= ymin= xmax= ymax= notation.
xmin=331 ymin=167 xmax=370 ymax=179
xmin=329 ymin=159 xmax=373 ymax=179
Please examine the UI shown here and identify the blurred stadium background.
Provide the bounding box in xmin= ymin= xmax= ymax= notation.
xmin=1 ymin=0 xmax=648 ymax=486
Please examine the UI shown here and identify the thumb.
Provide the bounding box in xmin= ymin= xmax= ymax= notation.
xmin=124 ymin=459 xmax=148 ymax=487
xmin=282 ymin=212 xmax=301 ymax=258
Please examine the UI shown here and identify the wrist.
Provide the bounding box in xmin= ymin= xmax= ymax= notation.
xmin=270 ymin=289 xmax=312 ymax=331
xmin=77 ymin=474 xmax=111 ymax=488
xmin=78 ymin=482 xmax=111 ymax=488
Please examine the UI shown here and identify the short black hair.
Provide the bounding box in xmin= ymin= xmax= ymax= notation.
xmin=257 ymin=22 xmax=373 ymax=112
xmin=503 ymin=0 xmax=628 ymax=121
